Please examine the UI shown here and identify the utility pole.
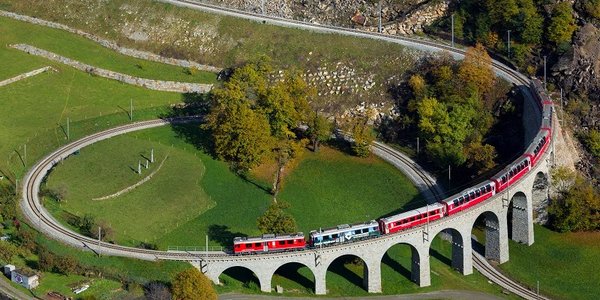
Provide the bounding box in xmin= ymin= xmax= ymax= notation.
xmin=378 ymin=1 xmax=382 ymax=33
xmin=138 ymin=160 xmax=141 ymax=174
xmin=130 ymin=99 xmax=133 ymax=121
xmin=97 ymin=226 xmax=102 ymax=257
xmin=416 ymin=137 xmax=420 ymax=155
xmin=145 ymin=160 xmax=149 ymax=169
xmin=448 ymin=165 xmax=451 ymax=185
xmin=451 ymin=14 xmax=455 ymax=48
xmin=543 ymin=56 xmax=547 ymax=90
xmin=507 ymin=30 xmax=511 ymax=58
xmin=151 ymin=149 xmax=154 ymax=163
xmin=560 ymin=88 xmax=563 ymax=114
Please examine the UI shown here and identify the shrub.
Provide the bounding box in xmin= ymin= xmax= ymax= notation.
xmin=172 ymin=268 xmax=217 ymax=300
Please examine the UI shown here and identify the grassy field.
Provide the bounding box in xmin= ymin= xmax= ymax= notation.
xmin=0 ymin=0 xmax=419 ymax=109
xmin=45 ymin=131 xmax=214 ymax=246
xmin=44 ymin=124 xmax=424 ymax=250
xmin=0 ymin=16 xmax=217 ymax=83
xmin=217 ymin=234 xmax=517 ymax=298
xmin=498 ymin=225 xmax=600 ymax=300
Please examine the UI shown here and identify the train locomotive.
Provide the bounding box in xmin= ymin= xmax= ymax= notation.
xmin=233 ymin=78 xmax=553 ymax=255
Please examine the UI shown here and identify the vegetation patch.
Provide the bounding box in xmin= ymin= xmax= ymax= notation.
xmin=499 ymin=225 xmax=600 ymax=300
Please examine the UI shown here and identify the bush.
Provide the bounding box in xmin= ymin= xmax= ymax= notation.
xmin=580 ymin=130 xmax=600 ymax=159
xmin=549 ymin=168 xmax=600 ymax=232
xmin=172 ymin=268 xmax=217 ymax=300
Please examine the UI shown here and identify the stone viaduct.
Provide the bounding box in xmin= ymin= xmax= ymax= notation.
xmin=192 ymin=84 xmax=553 ymax=294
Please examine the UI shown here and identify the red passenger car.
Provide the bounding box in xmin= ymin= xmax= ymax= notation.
xmin=441 ymin=181 xmax=496 ymax=216
xmin=379 ymin=203 xmax=445 ymax=234
xmin=233 ymin=233 xmax=306 ymax=254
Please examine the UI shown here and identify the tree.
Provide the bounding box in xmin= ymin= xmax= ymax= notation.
xmin=549 ymin=175 xmax=600 ymax=232
xmin=582 ymin=0 xmax=600 ymax=19
xmin=257 ymin=201 xmax=297 ymax=234
xmin=458 ymin=43 xmax=495 ymax=95
xmin=350 ymin=117 xmax=374 ymax=158
xmin=172 ymin=268 xmax=217 ymax=300
xmin=547 ymin=2 xmax=577 ymax=46
xmin=463 ymin=140 xmax=497 ymax=173
xmin=0 ymin=241 xmax=20 ymax=264
xmin=516 ymin=0 xmax=543 ymax=45
xmin=145 ymin=281 xmax=172 ymax=300
xmin=408 ymin=74 xmax=427 ymax=100
xmin=306 ymin=112 xmax=332 ymax=152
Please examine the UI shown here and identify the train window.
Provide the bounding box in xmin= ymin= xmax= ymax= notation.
xmin=255 ymin=243 xmax=262 ymax=247
xmin=470 ymin=192 xmax=475 ymax=199
xmin=453 ymin=200 xmax=458 ymax=206
xmin=332 ymin=234 xmax=338 ymax=239
xmin=476 ymin=190 xmax=481 ymax=197
xmin=278 ymin=241 xmax=285 ymax=245
xmin=245 ymin=244 xmax=251 ymax=248
xmin=486 ymin=185 xmax=491 ymax=192
xmin=395 ymin=221 xmax=400 ymax=226
xmin=287 ymin=240 xmax=293 ymax=244
xmin=355 ymin=230 xmax=361 ymax=235
xmin=363 ymin=228 xmax=369 ymax=233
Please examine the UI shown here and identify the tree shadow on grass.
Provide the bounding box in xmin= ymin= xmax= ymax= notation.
xmin=169 ymin=122 xmax=215 ymax=158
xmin=221 ymin=267 xmax=261 ymax=290
xmin=430 ymin=248 xmax=452 ymax=267
xmin=381 ymin=252 xmax=412 ymax=280
xmin=208 ymin=224 xmax=247 ymax=249
xmin=328 ymin=256 xmax=365 ymax=291
xmin=274 ymin=263 xmax=315 ymax=293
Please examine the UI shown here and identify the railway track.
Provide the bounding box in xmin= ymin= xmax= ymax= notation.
xmin=20 ymin=2 xmax=548 ymax=298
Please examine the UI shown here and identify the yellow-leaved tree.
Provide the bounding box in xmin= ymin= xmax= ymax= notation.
xmin=172 ymin=268 xmax=217 ymax=300
xmin=458 ymin=43 xmax=495 ymax=95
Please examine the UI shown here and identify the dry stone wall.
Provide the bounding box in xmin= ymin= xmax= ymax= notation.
xmin=0 ymin=66 xmax=55 ymax=87
xmin=12 ymin=44 xmax=212 ymax=93
xmin=0 ymin=10 xmax=221 ymax=73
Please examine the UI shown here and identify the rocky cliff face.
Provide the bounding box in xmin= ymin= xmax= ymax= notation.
xmin=553 ymin=22 xmax=600 ymax=107
xmin=206 ymin=0 xmax=449 ymax=35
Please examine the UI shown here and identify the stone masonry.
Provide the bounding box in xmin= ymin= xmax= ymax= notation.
xmin=0 ymin=10 xmax=222 ymax=73
xmin=11 ymin=44 xmax=212 ymax=93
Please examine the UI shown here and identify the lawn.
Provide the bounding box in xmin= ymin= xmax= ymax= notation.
xmin=498 ymin=225 xmax=600 ymax=300
xmin=43 ymin=124 xmax=424 ymax=250
xmin=45 ymin=132 xmax=213 ymax=246
xmin=0 ymin=52 xmax=183 ymax=178
xmin=0 ymin=16 xmax=218 ymax=83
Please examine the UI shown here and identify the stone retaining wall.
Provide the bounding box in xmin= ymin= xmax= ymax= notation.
xmin=0 ymin=66 xmax=55 ymax=87
xmin=12 ymin=44 xmax=212 ymax=93
xmin=0 ymin=10 xmax=222 ymax=73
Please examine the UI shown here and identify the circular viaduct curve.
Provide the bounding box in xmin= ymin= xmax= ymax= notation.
xmin=19 ymin=3 xmax=553 ymax=300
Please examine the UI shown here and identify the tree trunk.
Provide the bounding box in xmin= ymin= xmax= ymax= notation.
xmin=313 ymin=138 xmax=319 ymax=152
xmin=272 ymin=163 xmax=285 ymax=202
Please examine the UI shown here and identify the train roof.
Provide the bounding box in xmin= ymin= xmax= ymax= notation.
xmin=379 ymin=203 xmax=445 ymax=224
xmin=491 ymin=155 xmax=530 ymax=181
xmin=441 ymin=180 xmax=494 ymax=204
xmin=309 ymin=220 xmax=378 ymax=236
xmin=234 ymin=232 xmax=304 ymax=243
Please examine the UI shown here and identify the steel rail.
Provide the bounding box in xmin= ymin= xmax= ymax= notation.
xmin=20 ymin=2 xmax=549 ymax=298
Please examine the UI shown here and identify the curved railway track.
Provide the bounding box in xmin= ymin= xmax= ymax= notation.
xmin=20 ymin=2 xmax=548 ymax=298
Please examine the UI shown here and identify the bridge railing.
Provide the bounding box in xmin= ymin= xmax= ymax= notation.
xmin=167 ymin=245 xmax=225 ymax=252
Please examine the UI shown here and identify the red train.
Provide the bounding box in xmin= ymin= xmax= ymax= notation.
xmin=233 ymin=78 xmax=553 ymax=254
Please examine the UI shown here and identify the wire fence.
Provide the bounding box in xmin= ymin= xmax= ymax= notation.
xmin=2 ymin=106 xmax=170 ymax=183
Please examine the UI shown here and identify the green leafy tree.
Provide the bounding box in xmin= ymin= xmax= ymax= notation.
xmin=257 ymin=201 xmax=297 ymax=234
xmin=516 ymin=0 xmax=543 ymax=45
xmin=172 ymin=268 xmax=217 ymax=300
xmin=463 ymin=140 xmax=497 ymax=173
xmin=306 ymin=112 xmax=332 ymax=152
xmin=582 ymin=0 xmax=600 ymax=19
xmin=0 ymin=241 xmax=20 ymax=264
xmin=547 ymin=2 xmax=577 ymax=46
xmin=350 ymin=117 xmax=374 ymax=158
xmin=581 ymin=129 xmax=600 ymax=159
xmin=549 ymin=173 xmax=600 ymax=232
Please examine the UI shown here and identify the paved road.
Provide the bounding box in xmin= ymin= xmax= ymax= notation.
xmin=219 ymin=290 xmax=505 ymax=300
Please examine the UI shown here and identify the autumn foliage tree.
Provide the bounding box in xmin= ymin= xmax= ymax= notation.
xmin=172 ymin=268 xmax=217 ymax=300
xmin=350 ymin=116 xmax=375 ymax=158
xmin=458 ymin=43 xmax=495 ymax=95
xmin=306 ymin=112 xmax=332 ymax=152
